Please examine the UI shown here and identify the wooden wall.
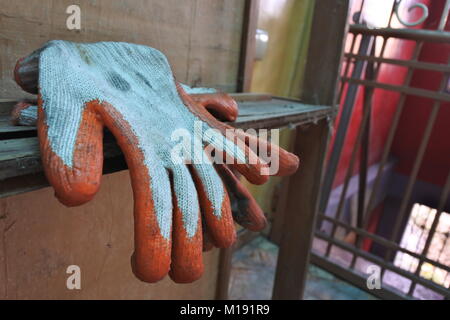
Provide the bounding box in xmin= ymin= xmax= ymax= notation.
xmin=0 ymin=171 xmax=220 ymax=299
xmin=0 ymin=0 xmax=245 ymax=99
xmin=0 ymin=0 xmax=245 ymax=299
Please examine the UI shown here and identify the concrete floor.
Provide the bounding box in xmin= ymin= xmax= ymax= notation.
xmin=229 ymin=236 xmax=377 ymax=300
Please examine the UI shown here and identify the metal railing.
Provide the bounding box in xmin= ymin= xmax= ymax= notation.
xmin=313 ymin=0 xmax=450 ymax=300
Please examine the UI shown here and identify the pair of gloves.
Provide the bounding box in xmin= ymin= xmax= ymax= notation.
xmin=12 ymin=41 xmax=299 ymax=283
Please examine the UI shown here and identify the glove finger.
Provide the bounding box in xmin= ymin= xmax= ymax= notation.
xmin=201 ymin=216 xmax=216 ymax=251
xmin=176 ymin=83 xmax=269 ymax=185
xmin=37 ymin=97 xmax=103 ymax=206
xmin=189 ymin=93 xmax=238 ymax=122
xmin=214 ymin=128 xmax=270 ymax=185
xmin=184 ymin=86 xmax=292 ymax=176
xmin=215 ymin=164 xmax=267 ymax=232
xmin=234 ymin=129 xmax=299 ymax=176
xmin=98 ymin=102 xmax=172 ymax=283
xmin=10 ymin=101 xmax=38 ymax=126
xmin=168 ymin=164 xmax=204 ymax=283
xmin=189 ymin=162 xmax=236 ymax=248
xmin=14 ymin=49 xmax=41 ymax=94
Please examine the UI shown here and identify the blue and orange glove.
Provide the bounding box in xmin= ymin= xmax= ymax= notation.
xmin=13 ymin=41 xmax=299 ymax=283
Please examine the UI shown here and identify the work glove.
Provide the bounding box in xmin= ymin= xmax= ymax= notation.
xmin=11 ymin=97 xmax=275 ymax=253
xmin=13 ymin=40 xmax=299 ymax=283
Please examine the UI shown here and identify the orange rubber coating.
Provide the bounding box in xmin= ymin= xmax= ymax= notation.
xmin=215 ymin=164 xmax=267 ymax=232
xmin=190 ymin=93 xmax=239 ymax=122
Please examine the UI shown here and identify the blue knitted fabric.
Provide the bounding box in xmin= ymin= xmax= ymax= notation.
xmin=35 ymin=40 xmax=245 ymax=240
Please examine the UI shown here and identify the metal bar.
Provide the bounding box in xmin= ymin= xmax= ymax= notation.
xmin=364 ymin=42 xmax=424 ymax=229
xmin=351 ymin=44 xmax=378 ymax=268
xmin=387 ymin=0 xmax=398 ymax=28
xmin=317 ymin=2 xmax=450 ymax=301
xmin=436 ymin=233 xmax=450 ymax=266
xmin=311 ymin=253 xmax=411 ymax=300
xmin=406 ymin=206 xmax=434 ymax=272
xmin=438 ymin=0 xmax=450 ymax=31
xmin=323 ymin=121 xmax=363 ymax=257
xmin=432 ymin=234 xmax=450 ymax=284
xmin=387 ymin=70 xmax=450 ymax=262
xmin=318 ymin=214 xmax=450 ymax=273
xmin=404 ymin=205 xmax=433 ymax=290
xmin=324 ymin=110 xmax=366 ymax=257
xmin=356 ymin=43 xmax=375 ymax=242
xmin=338 ymin=34 xmax=358 ymax=102
xmin=368 ymin=41 xmax=427 ymax=291
xmin=337 ymin=0 xmax=365 ymax=103
xmin=324 ymin=37 xmax=384 ymax=258
xmin=341 ymin=77 xmax=450 ymax=102
xmin=319 ymin=34 xmax=374 ymax=214
xmin=350 ymin=24 xmax=450 ymax=43
xmin=358 ymin=0 xmax=366 ymax=23
xmin=315 ymin=231 xmax=450 ymax=298
xmin=344 ymin=53 xmax=450 ymax=72
xmin=408 ymin=172 xmax=450 ymax=295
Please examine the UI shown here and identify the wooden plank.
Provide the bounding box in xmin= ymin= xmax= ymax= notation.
xmin=0 ymin=117 xmax=35 ymax=133
xmin=269 ymin=141 xmax=296 ymax=245
xmin=0 ymin=137 xmax=39 ymax=162
xmin=0 ymin=98 xmax=331 ymax=136
xmin=0 ymin=99 xmax=332 ymax=141
xmin=0 ymin=97 xmax=333 ymax=198
xmin=0 ymin=138 xmax=42 ymax=181
xmin=231 ymin=93 xmax=272 ymax=102
xmin=0 ymin=135 xmax=123 ymax=180
xmin=272 ymin=0 xmax=350 ymax=300
xmin=0 ymin=173 xmax=49 ymax=199
xmin=0 ymin=94 xmax=331 ymax=198
xmin=0 ymin=0 xmax=245 ymax=99
xmin=272 ymin=120 xmax=330 ymax=299
xmin=0 ymin=101 xmax=17 ymax=117
xmin=237 ymin=0 xmax=260 ymax=92
xmin=0 ymin=170 xmax=220 ymax=299
xmin=301 ymin=4 xmax=350 ymax=106
xmin=215 ymin=247 xmax=234 ymax=299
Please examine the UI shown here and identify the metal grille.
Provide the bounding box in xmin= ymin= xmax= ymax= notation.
xmin=312 ymin=0 xmax=450 ymax=300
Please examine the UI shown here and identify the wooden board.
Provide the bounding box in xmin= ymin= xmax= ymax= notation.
xmin=0 ymin=0 xmax=245 ymax=99
xmin=0 ymin=170 xmax=220 ymax=299
xmin=0 ymin=97 xmax=332 ymax=198
xmin=0 ymin=96 xmax=331 ymax=135
xmin=237 ymin=0 xmax=259 ymax=92
xmin=272 ymin=0 xmax=350 ymax=300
